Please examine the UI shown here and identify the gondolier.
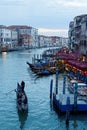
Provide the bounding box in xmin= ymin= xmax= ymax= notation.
xmin=21 ymin=81 xmax=25 ymax=92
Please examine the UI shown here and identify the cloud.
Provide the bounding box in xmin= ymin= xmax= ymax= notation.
xmin=63 ymin=0 xmax=87 ymax=7
xmin=0 ymin=0 xmax=87 ymax=37
xmin=47 ymin=0 xmax=87 ymax=8
xmin=1 ymin=0 xmax=87 ymax=7
xmin=0 ymin=0 xmax=24 ymax=6
xmin=38 ymin=28 xmax=68 ymax=37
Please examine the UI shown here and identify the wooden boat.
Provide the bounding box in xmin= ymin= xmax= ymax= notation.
xmin=68 ymin=79 xmax=87 ymax=96
xmin=68 ymin=79 xmax=77 ymax=93
xmin=15 ymin=83 xmax=28 ymax=112
xmin=27 ymin=61 xmax=65 ymax=76
xmin=26 ymin=61 xmax=43 ymax=72
xmin=36 ymin=69 xmax=51 ymax=76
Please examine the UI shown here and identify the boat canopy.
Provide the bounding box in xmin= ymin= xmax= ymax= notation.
xmin=67 ymin=60 xmax=87 ymax=71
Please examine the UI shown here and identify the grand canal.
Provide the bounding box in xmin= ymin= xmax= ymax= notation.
xmin=0 ymin=48 xmax=87 ymax=130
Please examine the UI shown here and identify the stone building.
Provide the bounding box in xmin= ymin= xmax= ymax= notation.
xmin=8 ymin=25 xmax=38 ymax=48
xmin=0 ymin=25 xmax=18 ymax=49
xmin=68 ymin=14 xmax=87 ymax=55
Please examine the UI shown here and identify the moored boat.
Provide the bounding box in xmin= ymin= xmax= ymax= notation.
xmin=36 ymin=69 xmax=51 ymax=76
xmin=27 ymin=61 xmax=65 ymax=76
xmin=68 ymin=79 xmax=87 ymax=96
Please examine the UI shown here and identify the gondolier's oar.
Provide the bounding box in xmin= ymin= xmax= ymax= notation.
xmin=6 ymin=89 xmax=16 ymax=95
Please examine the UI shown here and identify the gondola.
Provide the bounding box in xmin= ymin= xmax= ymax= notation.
xmin=36 ymin=69 xmax=51 ymax=76
xmin=27 ymin=61 xmax=65 ymax=76
xmin=15 ymin=82 xmax=28 ymax=112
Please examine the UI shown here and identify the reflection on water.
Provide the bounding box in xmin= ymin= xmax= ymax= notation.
xmin=18 ymin=111 xmax=28 ymax=130
xmin=2 ymin=52 xmax=7 ymax=56
xmin=0 ymin=48 xmax=87 ymax=130
xmin=54 ymin=111 xmax=87 ymax=130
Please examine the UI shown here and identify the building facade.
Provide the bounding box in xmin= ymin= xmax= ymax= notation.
xmin=11 ymin=30 xmax=18 ymax=48
xmin=38 ymin=35 xmax=67 ymax=48
xmin=0 ymin=25 xmax=12 ymax=49
xmin=68 ymin=14 xmax=87 ymax=55
xmin=8 ymin=25 xmax=38 ymax=48
xmin=0 ymin=24 xmax=68 ymax=50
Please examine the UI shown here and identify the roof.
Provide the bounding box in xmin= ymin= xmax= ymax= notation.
xmin=8 ymin=25 xmax=32 ymax=29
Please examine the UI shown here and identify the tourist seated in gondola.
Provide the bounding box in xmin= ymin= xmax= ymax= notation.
xmin=17 ymin=95 xmax=22 ymax=105
xmin=21 ymin=93 xmax=27 ymax=104
xmin=17 ymin=93 xmax=27 ymax=105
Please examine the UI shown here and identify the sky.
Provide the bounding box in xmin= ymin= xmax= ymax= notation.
xmin=0 ymin=0 xmax=87 ymax=37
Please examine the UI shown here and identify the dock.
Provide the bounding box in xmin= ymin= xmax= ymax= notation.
xmin=53 ymin=93 xmax=87 ymax=113
xmin=50 ymin=70 xmax=87 ymax=114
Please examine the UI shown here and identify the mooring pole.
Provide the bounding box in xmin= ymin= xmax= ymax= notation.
xmin=32 ymin=57 xmax=34 ymax=64
xmin=63 ymin=74 xmax=66 ymax=94
xmin=40 ymin=54 xmax=42 ymax=60
xmin=74 ymin=82 xmax=78 ymax=112
xmin=37 ymin=54 xmax=39 ymax=59
xmin=50 ymin=79 xmax=53 ymax=99
xmin=56 ymin=69 xmax=58 ymax=94
xmin=66 ymin=96 xmax=70 ymax=126
xmin=34 ymin=54 xmax=36 ymax=64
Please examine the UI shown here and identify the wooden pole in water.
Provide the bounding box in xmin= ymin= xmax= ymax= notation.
xmin=74 ymin=82 xmax=78 ymax=112
xmin=56 ymin=69 xmax=58 ymax=94
xmin=66 ymin=96 xmax=70 ymax=126
xmin=32 ymin=57 xmax=34 ymax=64
xmin=63 ymin=74 xmax=66 ymax=94
xmin=34 ymin=54 xmax=35 ymax=64
xmin=40 ymin=54 xmax=42 ymax=60
xmin=37 ymin=54 xmax=39 ymax=59
xmin=50 ymin=79 xmax=53 ymax=99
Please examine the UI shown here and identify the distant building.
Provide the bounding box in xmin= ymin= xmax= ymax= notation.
xmin=0 ymin=24 xmax=68 ymax=50
xmin=0 ymin=25 xmax=12 ymax=49
xmin=11 ymin=30 xmax=18 ymax=48
xmin=38 ymin=35 xmax=44 ymax=47
xmin=62 ymin=37 xmax=68 ymax=47
xmin=38 ymin=35 xmax=67 ymax=47
xmin=0 ymin=25 xmax=18 ymax=50
xmin=50 ymin=36 xmax=62 ymax=47
xmin=8 ymin=25 xmax=38 ymax=48
xmin=31 ymin=27 xmax=38 ymax=47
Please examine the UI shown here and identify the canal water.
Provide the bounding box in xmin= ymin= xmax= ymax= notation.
xmin=0 ymin=48 xmax=87 ymax=130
